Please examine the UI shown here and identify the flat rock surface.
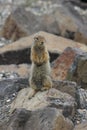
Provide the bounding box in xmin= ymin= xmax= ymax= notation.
xmin=74 ymin=122 xmax=87 ymax=130
xmin=10 ymin=87 xmax=76 ymax=115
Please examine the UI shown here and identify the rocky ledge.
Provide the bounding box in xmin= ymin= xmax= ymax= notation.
xmin=0 ymin=31 xmax=87 ymax=130
xmin=0 ymin=1 xmax=87 ymax=129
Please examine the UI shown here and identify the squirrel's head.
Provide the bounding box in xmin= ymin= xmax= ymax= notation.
xmin=33 ymin=35 xmax=46 ymax=51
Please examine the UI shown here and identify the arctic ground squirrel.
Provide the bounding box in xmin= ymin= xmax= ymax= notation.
xmin=29 ymin=35 xmax=52 ymax=91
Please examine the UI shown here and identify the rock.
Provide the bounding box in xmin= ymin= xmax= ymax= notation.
xmin=7 ymin=108 xmax=31 ymax=130
xmin=67 ymin=52 xmax=87 ymax=89
xmin=51 ymin=0 xmax=87 ymax=43
xmin=1 ymin=6 xmax=60 ymax=41
xmin=0 ymin=31 xmax=87 ymax=65
xmin=51 ymin=47 xmax=83 ymax=80
xmin=0 ymin=0 xmax=12 ymax=4
xmin=77 ymin=109 xmax=87 ymax=122
xmin=0 ymin=77 xmax=28 ymax=99
xmin=77 ymin=88 xmax=87 ymax=108
xmin=0 ymin=64 xmax=30 ymax=78
xmin=64 ymin=0 xmax=87 ymax=9
xmin=1 ymin=3 xmax=87 ymax=45
xmin=0 ymin=68 xmax=78 ymax=99
xmin=0 ymin=37 xmax=11 ymax=47
xmin=7 ymin=107 xmax=74 ymax=130
xmin=62 ymin=103 xmax=76 ymax=118
xmin=54 ymin=4 xmax=87 ymax=44
xmin=53 ymin=80 xmax=77 ymax=98
xmin=74 ymin=122 xmax=87 ymax=130
xmin=10 ymin=87 xmax=76 ymax=118
xmin=52 ymin=46 xmax=87 ymax=88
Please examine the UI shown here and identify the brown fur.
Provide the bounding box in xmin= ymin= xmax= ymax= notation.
xmin=29 ymin=35 xmax=52 ymax=91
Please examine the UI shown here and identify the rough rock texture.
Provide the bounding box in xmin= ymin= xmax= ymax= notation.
xmin=1 ymin=3 xmax=87 ymax=44
xmin=77 ymin=89 xmax=87 ymax=108
xmin=0 ymin=2 xmax=87 ymax=130
xmin=50 ymin=0 xmax=87 ymax=44
xmin=6 ymin=108 xmax=74 ymax=130
xmin=76 ymin=109 xmax=87 ymax=123
xmin=53 ymin=80 xmax=77 ymax=98
xmin=0 ymin=77 xmax=28 ymax=99
xmin=0 ymin=31 xmax=87 ymax=65
xmin=64 ymin=0 xmax=87 ymax=9
xmin=67 ymin=52 xmax=87 ymax=89
xmin=0 ymin=64 xmax=30 ymax=78
xmin=10 ymin=87 xmax=76 ymax=118
xmin=51 ymin=47 xmax=83 ymax=80
xmin=74 ymin=122 xmax=87 ymax=130
xmin=1 ymin=7 xmax=60 ymax=41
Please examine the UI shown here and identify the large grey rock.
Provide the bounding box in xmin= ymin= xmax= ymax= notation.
xmin=1 ymin=6 xmax=60 ymax=41
xmin=77 ymin=88 xmax=87 ymax=108
xmin=74 ymin=122 xmax=87 ymax=130
xmin=1 ymin=3 xmax=87 ymax=44
xmin=7 ymin=108 xmax=74 ymax=130
xmin=0 ymin=77 xmax=28 ymax=99
xmin=54 ymin=5 xmax=87 ymax=45
xmin=10 ymin=87 xmax=76 ymax=119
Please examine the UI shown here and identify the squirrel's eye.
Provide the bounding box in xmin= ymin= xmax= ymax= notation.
xmin=41 ymin=42 xmax=44 ymax=45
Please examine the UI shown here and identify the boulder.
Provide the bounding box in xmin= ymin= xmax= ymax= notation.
xmin=0 ymin=64 xmax=30 ymax=78
xmin=51 ymin=47 xmax=83 ymax=80
xmin=77 ymin=109 xmax=87 ymax=123
xmin=63 ymin=0 xmax=87 ymax=9
xmin=0 ymin=77 xmax=28 ymax=99
xmin=0 ymin=31 xmax=87 ymax=65
xmin=7 ymin=108 xmax=74 ymax=130
xmin=54 ymin=5 xmax=87 ymax=45
xmin=1 ymin=3 xmax=87 ymax=44
xmin=10 ymin=87 xmax=76 ymax=118
xmin=0 ymin=79 xmax=78 ymax=128
xmin=74 ymin=122 xmax=87 ymax=130
xmin=1 ymin=6 xmax=60 ymax=41
xmin=67 ymin=52 xmax=87 ymax=89
xmin=77 ymin=89 xmax=87 ymax=108
xmin=50 ymin=0 xmax=87 ymax=44
xmin=53 ymin=80 xmax=77 ymax=98
xmin=51 ymin=46 xmax=87 ymax=88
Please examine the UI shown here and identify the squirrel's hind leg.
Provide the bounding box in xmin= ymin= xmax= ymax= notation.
xmin=41 ymin=76 xmax=52 ymax=91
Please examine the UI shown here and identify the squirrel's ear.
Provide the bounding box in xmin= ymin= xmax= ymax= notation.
xmin=34 ymin=36 xmax=38 ymax=41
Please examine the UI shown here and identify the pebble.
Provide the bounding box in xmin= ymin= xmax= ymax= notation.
xmin=76 ymin=120 xmax=80 ymax=124
xmin=6 ymin=99 xmax=11 ymax=103
xmin=0 ymin=72 xmax=19 ymax=80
